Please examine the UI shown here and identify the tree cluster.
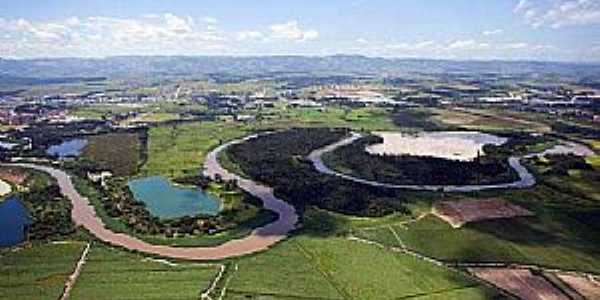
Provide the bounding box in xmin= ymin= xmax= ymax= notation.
xmin=227 ymin=127 xmax=410 ymax=217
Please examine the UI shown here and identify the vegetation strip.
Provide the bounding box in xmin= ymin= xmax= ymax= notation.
xmin=5 ymin=135 xmax=297 ymax=260
xmin=308 ymin=132 xmax=537 ymax=192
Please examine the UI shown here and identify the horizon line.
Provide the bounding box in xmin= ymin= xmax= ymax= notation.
xmin=2 ymin=54 xmax=600 ymax=65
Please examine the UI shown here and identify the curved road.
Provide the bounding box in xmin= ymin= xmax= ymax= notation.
xmin=308 ymin=132 xmax=536 ymax=192
xmin=8 ymin=134 xmax=297 ymax=261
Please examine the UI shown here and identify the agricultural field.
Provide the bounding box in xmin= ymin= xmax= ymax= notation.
xmin=69 ymin=244 xmax=219 ymax=300
xmin=70 ymin=104 xmax=143 ymax=120
xmin=82 ymin=132 xmax=141 ymax=176
xmin=249 ymin=106 xmax=400 ymax=131
xmin=0 ymin=242 xmax=86 ymax=300
xmin=226 ymin=236 xmax=499 ymax=300
xmin=430 ymin=108 xmax=552 ymax=133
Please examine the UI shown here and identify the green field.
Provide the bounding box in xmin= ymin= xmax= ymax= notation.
xmin=226 ymin=236 xmax=499 ymax=300
xmin=70 ymin=244 xmax=219 ymax=300
xmin=355 ymin=213 xmax=600 ymax=273
xmin=0 ymin=242 xmax=86 ymax=300
xmin=258 ymin=106 xmax=400 ymax=131
xmin=141 ymin=122 xmax=248 ymax=179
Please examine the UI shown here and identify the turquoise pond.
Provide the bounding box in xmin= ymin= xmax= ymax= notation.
xmin=127 ymin=176 xmax=221 ymax=219
xmin=0 ymin=197 xmax=32 ymax=247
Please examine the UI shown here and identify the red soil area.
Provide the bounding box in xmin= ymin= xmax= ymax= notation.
xmin=470 ymin=268 xmax=569 ymax=300
xmin=433 ymin=198 xmax=533 ymax=228
xmin=0 ymin=169 xmax=27 ymax=185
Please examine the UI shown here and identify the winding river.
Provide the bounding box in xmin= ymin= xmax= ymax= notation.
xmin=308 ymin=132 xmax=537 ymax=192
xmin=5 ymin=134 xmax=297 ymax=260
xmin=8 ymin=131 xmax=581 ymax=258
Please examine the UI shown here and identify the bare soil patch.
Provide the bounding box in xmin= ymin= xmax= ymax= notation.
xmin=557 ymin=273 xmax=600 ymax=300
xmin=433 ymin=198 xmax=533 ymax=228
xmin=0 ymin=169 xmax=27 ymax=185
xmin=470 ymin=268 xmax=569 ymax=300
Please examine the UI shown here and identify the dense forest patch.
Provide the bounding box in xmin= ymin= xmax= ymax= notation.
xmin=391 ymin=109 xmax=445 ymax=131
xmin=226 ymin=127 xmax=410 ymax=217
xmin=82 ymin=132 xmax=141 ymax=176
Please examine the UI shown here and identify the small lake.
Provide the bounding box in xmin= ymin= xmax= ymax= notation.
xmin=46 ymin=138 xmax=88 ymax=158
xmin=0 ymin=197 xmax=32 ymax=247
xmin=366 ymin=131 xmax=508 ymax=161
xmin=128 ymin=176 xmax=221 ymax=219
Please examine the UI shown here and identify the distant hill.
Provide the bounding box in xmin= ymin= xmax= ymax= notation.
xmin=0 ymin=55 xmax=599 ymax=80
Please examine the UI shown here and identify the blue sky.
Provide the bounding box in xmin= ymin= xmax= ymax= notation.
xmin=1 ymin=0 xmax=599 ymax=61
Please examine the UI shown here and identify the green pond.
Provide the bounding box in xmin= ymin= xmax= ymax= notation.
xmin=128 ymin=176 xmax=221 ymax=219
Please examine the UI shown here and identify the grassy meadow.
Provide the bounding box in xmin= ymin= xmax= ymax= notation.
xmin=226 ymin=236 xmax=499 ymax=300
xmin=141 ymin=122 xmax=248 ymax=179
xmin=69 ymin=244 xmax=219 ymax=300
xmin=0 ymin=242 xmax=86 ymax=300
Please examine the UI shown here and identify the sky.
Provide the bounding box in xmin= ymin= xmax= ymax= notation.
xmin=0 ymin=0 xmax=599 ymax=61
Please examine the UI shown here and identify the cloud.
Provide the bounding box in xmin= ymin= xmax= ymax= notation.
xmin=386 ymin=40 xmax=436 ymax=51
xmin=448 ymin=40 xmax=490 ymax=51
xmin=0 ymin=15 xmax=321 ymax=57
xmin=515 ymin=0 xmax=600 ymax=28
xmin=236 ymin=30 xmax=264 ymax=41
xmin=482 ymin=29 xmax=504 ymax=36
xmin=268 ymin=21 xmax=319 ymax=41
xmin=371 ymin=39 xmax=562 ymax=60
xmin=234 ymin=20 xmax=318 ymax=43
xmin=201 ymin=17 xmax=218 ymax=24
xmin=0 ymin=14 xmax=228 ymax=57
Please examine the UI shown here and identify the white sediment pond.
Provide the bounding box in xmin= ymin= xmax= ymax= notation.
xmin=366 ymin=131 xmax=508 ymax=161
xmin=538 ymin=142 xmax=594 ymax=157
xmin=309 ymin=132 xmax=536 ymax=192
